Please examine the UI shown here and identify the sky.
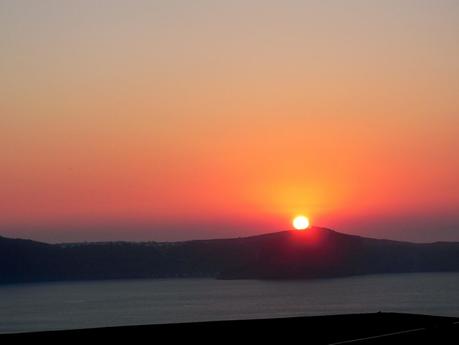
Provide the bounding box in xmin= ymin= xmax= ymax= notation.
xmin=1 ymin=0 xmax=459 ymax=243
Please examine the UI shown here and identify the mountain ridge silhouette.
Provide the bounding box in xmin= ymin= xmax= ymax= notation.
xmin=1 ymin=227 xmax=459 ymax=283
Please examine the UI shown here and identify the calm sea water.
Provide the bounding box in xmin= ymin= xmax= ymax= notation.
xmin=1 ymin=272 xmax=458 ymax=333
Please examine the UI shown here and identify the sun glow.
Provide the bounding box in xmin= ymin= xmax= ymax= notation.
xmin=292 ymin=215 xmax=310 ymax=230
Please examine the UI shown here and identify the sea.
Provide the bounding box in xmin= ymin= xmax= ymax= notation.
xmin=1 ymin=272 xmax=458 ymax=333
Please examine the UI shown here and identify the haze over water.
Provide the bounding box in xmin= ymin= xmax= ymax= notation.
xmin=1 ymin=273 xmax=458 ymax=333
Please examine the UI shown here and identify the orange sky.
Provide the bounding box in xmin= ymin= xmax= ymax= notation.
xmin=1 ymin=1 xmax=459 ymax=242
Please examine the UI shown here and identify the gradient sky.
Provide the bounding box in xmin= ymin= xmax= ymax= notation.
xmin=1 ymin=0 xmax=459 ymax=242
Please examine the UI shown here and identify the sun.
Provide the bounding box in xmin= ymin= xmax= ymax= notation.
xmin=292 ymin=215 xmax=310 ymax=230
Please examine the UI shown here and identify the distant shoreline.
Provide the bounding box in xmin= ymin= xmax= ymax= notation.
xmin=2 ymin=270 xmax=459 ymax=287
xmin=2 ymin=228 xmax=459 ymax=284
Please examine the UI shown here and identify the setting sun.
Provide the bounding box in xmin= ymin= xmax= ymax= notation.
xmin=293 ymin=216 xmax=310 ymax=230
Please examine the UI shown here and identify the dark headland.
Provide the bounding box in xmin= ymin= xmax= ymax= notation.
xmin=1 ymin=227 xmax=459 ymax=284
xmin=2 ymin=313 xmax=458 ymax=343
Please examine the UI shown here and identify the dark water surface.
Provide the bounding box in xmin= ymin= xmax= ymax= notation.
xmin=1 ymin=272 xmax=458 ymax=333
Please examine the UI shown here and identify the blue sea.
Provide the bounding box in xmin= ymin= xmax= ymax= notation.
xmin=1 ymin=272 xmax=458 ymax=333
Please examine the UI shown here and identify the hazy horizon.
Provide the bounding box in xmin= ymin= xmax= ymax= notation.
xmin=2 ymin=0 xmax=459 ymax=243
xmin=2 ymin=219 xmax=459 ymax=244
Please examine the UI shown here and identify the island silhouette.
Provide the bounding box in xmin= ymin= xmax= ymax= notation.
xmin=1 ymin=227 xmax=459 ymax=284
